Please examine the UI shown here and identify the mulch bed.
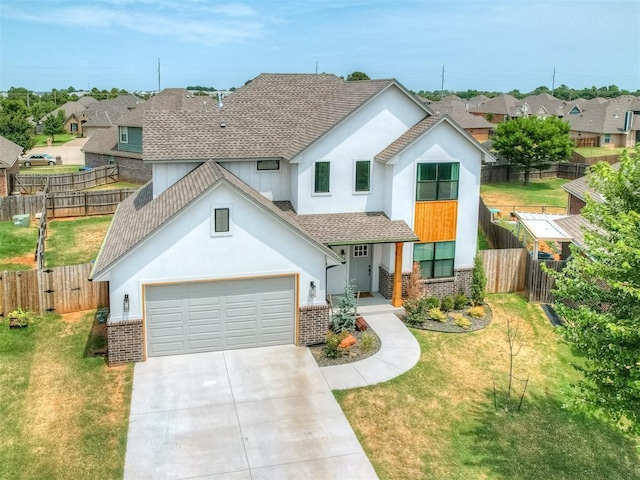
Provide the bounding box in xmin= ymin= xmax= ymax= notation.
xmin=397 ymin=303 xmax=493 ymax=333
xmin=310 ymin=328 xmax=381 ymax=367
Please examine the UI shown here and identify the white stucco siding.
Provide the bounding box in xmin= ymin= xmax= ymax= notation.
xmin=152 ymin=162 xmax=201 ymax=198
xmin=219 ymin=161 xmax=291 ymax=201
xmin=106 ymin=182 xmax=328 ymax=321
xmin=292 ymin=86 xmax=426 ymax=214
xmin=387 ymin=121 xmax=482 ymax=272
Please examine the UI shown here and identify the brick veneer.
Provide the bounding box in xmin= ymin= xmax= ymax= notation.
xmin=107 ymin=318 xmax=144 ymax=365
xmin=0 ymin=169 xmax=8 ymax=197
xmin=85 ymin=152 xmax=152 ymax=184
xmin=298 ymin=304 xmax=330 ymax=346
xmin=379 ymin=266 xmax=473 ymax=300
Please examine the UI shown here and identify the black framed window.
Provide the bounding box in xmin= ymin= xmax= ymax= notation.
xmin=314 ymin=161 xmax=330 ymax=193
xmin=257 ymin=160 xmax=280 ymax=171
xmin=214 ymin=208 xmax=229 ymax=233
xmin=416 ymin=162 xmax=459 ymax=201
xmin=355 ymin=160 xmax=371 ymax=192
xmin=413 ymin=241 xmax=455 ymax=278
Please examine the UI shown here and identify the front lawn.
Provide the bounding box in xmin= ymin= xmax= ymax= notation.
xmin=19 ymin=165 xmax=83 ymax=175
xmin=46 ymin=215 xmax=112 ymax=267
xmin=34 ymin=133 xmax=77 ymax=146
xmin=574 ymin=147 xmax=625 ymax=158
xmin=0 ymin=311 xmax=133 ymax=479
xmin=480 ymin=178 xmax=568 ymax=213
xmin=0 ymin=221 xmax=38 ymax=270
xmin=336 ymin=294 xmax=640 ymax=479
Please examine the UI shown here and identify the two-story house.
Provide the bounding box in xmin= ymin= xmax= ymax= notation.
xmin=89 ymin=73 xmax=494 ymax=364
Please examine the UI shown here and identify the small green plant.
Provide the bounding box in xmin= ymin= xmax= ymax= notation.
xmin=452 ymin=314 xmax=472 ymax=329
xmin=424 ymin=296 xmax=440 ymax=309
xmin=333 ymin=280 xmax=358 ymax=333
xmin=471 ymin=253 xmax=487 ymax=306
xmin=440 ymin=296 xmax=455 ymax=312
xmin=8 ymin=307 xmax=35 ymax=327
xmin=404 ymin=298 xmax=425 ymax=326
xmin=467 ymin=305 xmax=485 ymax=318
xmin=454 ymin=294 xmax=470 ymax=310
xmin=324 ymin=331 xmax=346 ymax=358
xmin=428 ymin=308 xmax=447 ymax=323
xmin=359 ymin=332 xmax=376 ymax=353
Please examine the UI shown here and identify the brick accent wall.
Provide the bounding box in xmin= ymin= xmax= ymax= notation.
xmin=568 ymin=194 xmax=586 ymax=215
xmin=298 ymin=304 xmax=330 ymax=346
xmin=0 ymin=169 xmax=8 ymax=197
xmin=379 ymin=266 xmax=473 ymax=299
xmin=85 ymin=152 xmax=152 ymax=184
xmin=107 ymin=318 xmax=144 ymax=365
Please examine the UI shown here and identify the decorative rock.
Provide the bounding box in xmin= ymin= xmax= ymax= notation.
xmin=339 ymin=334 xmax=357 ymax=349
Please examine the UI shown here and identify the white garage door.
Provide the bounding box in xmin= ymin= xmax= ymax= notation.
xmin=145 ymin=276 xmax=295 ymax=357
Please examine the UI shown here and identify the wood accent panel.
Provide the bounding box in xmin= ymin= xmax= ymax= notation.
xmin=414 ymin=201 xmax=457 ymax=242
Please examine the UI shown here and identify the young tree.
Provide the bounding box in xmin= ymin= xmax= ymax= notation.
xmin=493 ymin=116 xmax=573 ymax=185
xmin=471 ymin=253 xmax=486 ymax=306
xmin=43 ymin=110 xmax=66 ymax=142
xmin=552 ymin=146 xmax=640 ymax=433
xmin=0 ymin=99 xmax=35 ymax=151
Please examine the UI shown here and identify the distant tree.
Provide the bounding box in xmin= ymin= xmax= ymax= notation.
xmin=30 ymin=101 xmax=57 ymax=122
xmin=552 ymin=145 xmax=640 ymax=434
xmin=531 ymin=85 xmax=551 ymax=95
xmin=346 ymin=71 xmax=370 ymax=81
xmin=493 ymin=116 xmax=572 ymax=185
xmin=0 ymin=99 xmax=35 ymax=151
xmin=43 ymin=110 xmax=66 ymax=142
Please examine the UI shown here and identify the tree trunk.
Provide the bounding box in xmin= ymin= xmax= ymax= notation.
xmin=523 ymin=168 xmax=530 ymax=186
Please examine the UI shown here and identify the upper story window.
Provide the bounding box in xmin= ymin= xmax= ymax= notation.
xmin=354 ymin=160 xmax=371 ymax=193
xmin=119 ymin=126 xmax=128 ymax=144
xmin=211 ymin=206 xmax=231 ymax=236
xmin=314 ymin=161 xmax=330 ymax=194
xmin=416 ymin=162 xmax=459 ymax=201
xmin=257 ymin=160 xmax=280 ymax=171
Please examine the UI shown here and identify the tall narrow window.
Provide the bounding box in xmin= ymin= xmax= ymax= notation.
xmin=416 ymin=163 xmax=459 ymax=201
xmin=214 ymin=208 xmax=229 ymax=233
xmin=119 ymin=126 xmax=128 ymax=143
xmin=413 ymin=241 xmax=455 ymax=278
xmin=355 ymin=160 xmax=371 ymax=192
xmin=314 ymin=161 xmax=330 ymax=193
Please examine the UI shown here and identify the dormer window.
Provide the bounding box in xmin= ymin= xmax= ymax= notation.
xmin=119 ymin=126 xmax=129 ymax=144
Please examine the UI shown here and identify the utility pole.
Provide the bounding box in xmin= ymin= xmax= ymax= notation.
xmin=158 ymin=58 xmax=161 ymax=93
xmin=551 ymin=67 xmax=556 ymax=96
xmin=315 ymin=61 xmax=318 ymax=75
xmin=440 ymin=65 xmax=445 ymax=100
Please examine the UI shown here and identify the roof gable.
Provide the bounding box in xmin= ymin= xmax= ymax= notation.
xmin=0 ymin=134 xmax=23 ymax=167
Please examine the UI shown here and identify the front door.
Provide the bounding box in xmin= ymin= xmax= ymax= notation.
xmin=349 ymin=244 xmax=371 ymax=292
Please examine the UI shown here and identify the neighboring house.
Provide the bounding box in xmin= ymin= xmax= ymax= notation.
xmin=0 ymin=135 xmax=22 ymax=197
xmin=564 ymin=97 xmax=639 ymax=148
xmin=81 ymin=95 xmax=144 ymax=138
xmin=36 ymin=97 xmax=99 ymax=135
xmin=468 ymin=93 xmax=520 ymax=123
xmin=427 ymin=100 xmax=494 ymax=141
xmin=562 ymin=164 xmax=615 ymax=214
xmin=82 ymin=89 xmax=204 ymax=183
xmin=89 ymin=73 xmax=494 ymax=364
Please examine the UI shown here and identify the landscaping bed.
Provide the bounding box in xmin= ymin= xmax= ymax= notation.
xmin=310 ymin=327 xmax=381 ymax=367
xmin=398 ymin=303 xmax=492 ymax=333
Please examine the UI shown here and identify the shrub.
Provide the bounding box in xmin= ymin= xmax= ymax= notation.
xmin=325 ymin=331 xmax=346 ymax=358
xmin=428 ymin=308 xmax=447 ymax=322
xmin=467 ymin=305 xmax=485 ymax=318
xmin=333 ymin=280 xmax=357 ymax=333
xmin=405 ymin=261 xmax=426 ymax=302
xmin=8 ymin=307 xmax=35 ymax=327
xmin=454 ymin=294 xmax=470 ymax=310
xmin=359 ymin=332 xmax=376 ymax=353
xmin=424 ymin=296 xmax=440 ymax=309
xmin=404 ymin=298 xmax=425 ymax=326
xmin=453 ymin=315 xmax=472 ymax=329
xmin=440 ymin=295 xmax=455 ymax=312
xmin=471 ymin=253 xmax=487 ymax=306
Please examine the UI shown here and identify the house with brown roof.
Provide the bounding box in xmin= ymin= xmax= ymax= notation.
xmin=90 ymin=73 xmax=494 ymax=364
xmin=0 ymin=135 xmax=22 ymax=196
xmin=427 ymin=100 xmax=495 ymax=141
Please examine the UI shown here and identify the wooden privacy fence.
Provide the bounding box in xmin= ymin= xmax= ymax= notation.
xmin=35 ymin=201 xmax=47 ymax=270
xmin=571 ymin=151 xmax=620 ymax=166
xmin=478 ymin=198 xmax=524 ymax=250
xmin=0 ymin=194 xmax=44 ymax=221
xmin=47 ymin=188 xmax=137 ymax=218
xmin=0 ymin=263 xmax=108 ymax=316
xmin=12 ymin=165 xmax=119 ymax=194
xmin=527 ymin=257 xmax=566 ymax=303
xmin=481 ymin=248 xmax=528 ymax=293
xmin=481 ymin=162 xmax=587 ymax=183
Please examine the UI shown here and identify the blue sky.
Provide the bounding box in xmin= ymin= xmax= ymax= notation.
xmin=1 ymin=0 xmax=638 ymax=93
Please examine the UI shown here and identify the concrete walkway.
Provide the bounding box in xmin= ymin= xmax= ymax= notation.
xmin=321 ymin=295 xmax=420 ymax=390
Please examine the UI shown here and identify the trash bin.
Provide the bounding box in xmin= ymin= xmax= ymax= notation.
xmin=12 ymin=214 xmax=30 ymax=227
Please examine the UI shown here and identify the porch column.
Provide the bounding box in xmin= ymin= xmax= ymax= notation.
xmin=392 ymin=242 xmax=403 ymax=307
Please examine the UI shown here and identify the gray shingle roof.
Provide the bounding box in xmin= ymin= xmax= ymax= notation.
xmin=563 ymin=98 xmax=637 ymax=134
xmin=375 ymin=116 xmax=440 ymax=163
xmin=553 ymin=214 xmax=595 ymax=250
xmin=427 ymin=102 xmax=494 ymax=129
xmin=469 ymin=94 xmax=519 ymax=115
xmin=562 ymin=163 xmax=619 ymax=203
xmin=82 ymin=95 xmax=143 ymax=127
xmin=91 ymin=161 xmax=340 ymax=278
xmin=0 ymin=135 xmax=22 ymax=167
xmin=142 ymin=74 xmax=400 ymax=162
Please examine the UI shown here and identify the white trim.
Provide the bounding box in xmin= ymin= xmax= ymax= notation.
xmin=211 ymin=204 xmax=232 ymax=237
xmin=353 ymin=158 xmax=372 ymax=195
xmin=119 ymin=126 xmax=128 ymax=144
xmin=312 ymin=160 xmax=331 ymax=196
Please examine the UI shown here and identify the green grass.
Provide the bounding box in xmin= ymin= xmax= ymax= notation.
xmin=336 ymin=294 xmax=640 ymax=480
xmin=477 ymin=227 xmax=491 ymax=250
xmin=19 ymin=165 xmax=83 ymax=175
xmin=481 ymin=178 xmax=569 ymax=212
xmin=85 ymin=181 xmax=142 ymax=191
xmin=0 ymin=311 xmax=133 ymax=479
xmin=34 ymin=133 xmax=77 ymax=146
xmin=0 ymin=221 xmax=38 ymax=270
xmin=574 ymin=147 xmax=626 ymax=158
xmin=46 ymin=215 xmax=112 ymax=267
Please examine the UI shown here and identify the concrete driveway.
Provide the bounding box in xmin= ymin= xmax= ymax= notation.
xmin=27 ymin=137 xmax=87 ymax=165
xmin=124 ymin=345 xmax=378 ymax=480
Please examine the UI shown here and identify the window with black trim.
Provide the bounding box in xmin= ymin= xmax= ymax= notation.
xmin=416 ymin=162 xmax=459 ymax=201
xmin=604 ymin=133 xmax=611 ymax=144
xmin=413 ymin=241 xmax=455 ymax=278
xmin=257 ymin=160 xmax=280 ymax=171
xmin=214 ymin=208 xmax=229 ymax=233
xmin=119 ymin=126 xmax=128 ymax=143
xmin=355 ymin=160 xmax=371 ymax=192
xmin=314 ymin=161 xmax=330 ymax=193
